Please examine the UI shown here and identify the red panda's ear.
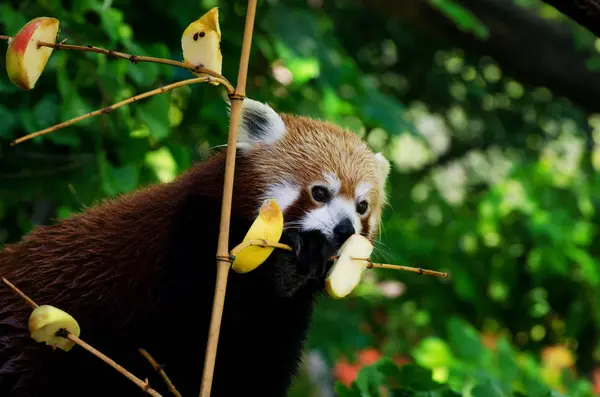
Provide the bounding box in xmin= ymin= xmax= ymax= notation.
xmin=233 ymin=98 xmax=286 ymax=150
xmin=374 ymin=152 xmax=391 ymax=206
xmin=374 ymin=152 xmax=391 ymax=182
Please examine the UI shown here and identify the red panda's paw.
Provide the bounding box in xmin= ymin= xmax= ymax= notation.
xmin=280 ymin=230 xmax=337 ymax=283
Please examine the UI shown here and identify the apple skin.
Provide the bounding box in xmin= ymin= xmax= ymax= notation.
xmin=6 ymin=17 xmax=60 ymax=90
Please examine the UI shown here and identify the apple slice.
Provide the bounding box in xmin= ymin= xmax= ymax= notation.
xmin=5 ymin=17 xmax=60 ymax=90
xmin=29 ymin=304 xmax=81 ymax=351
xmin=325 ymin=234 xmax=374 ymax=299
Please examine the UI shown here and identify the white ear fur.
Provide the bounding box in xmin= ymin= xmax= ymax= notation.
xmin=226 ymin=98 xmax=286 ymax=149
xmin=374 ymin=152 xmax=391 ymax=182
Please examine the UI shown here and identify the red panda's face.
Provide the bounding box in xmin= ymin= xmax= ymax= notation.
xmin=234 ymin=99 xmax=391 ymax=250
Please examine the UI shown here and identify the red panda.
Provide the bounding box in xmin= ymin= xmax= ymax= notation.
xmin=0 ymin=98 xmax=391 ymax=397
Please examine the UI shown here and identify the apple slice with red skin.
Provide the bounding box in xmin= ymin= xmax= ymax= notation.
xmin=6 ymin=17 xmax=60 ymax=90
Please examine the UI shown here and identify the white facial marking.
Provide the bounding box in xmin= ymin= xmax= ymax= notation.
xmin=301 ymin=197 xmax=362 ymax=238
xmin=261 ymin=181 xmax=300 ymax=213
xmin=369 ymin=215 xmax=376 ymax=236
xmin=355 ymin=182 xmax=372 ymax=201
xmin=323 ymin=172 xmax=341 ymax=195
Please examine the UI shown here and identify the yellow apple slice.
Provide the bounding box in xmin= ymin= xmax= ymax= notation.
xmin=6 ymin=17 xmax=60 ymax=90
xmin=181 ymin=7 xmax=222 ymax=86
xmin=231 ymin=199 xmax=284 ymax=274
xmin=325 ymin=234 xmax=374 ymax=299
xmin=29 ymin=304 xmax=80 ymax=351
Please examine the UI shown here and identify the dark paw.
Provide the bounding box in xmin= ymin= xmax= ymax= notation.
xmin=280 ymin=229 xmax=336 ymax=279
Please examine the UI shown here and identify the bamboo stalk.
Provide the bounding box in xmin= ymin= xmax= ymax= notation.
xmin=0 ymin=35 xmax=234 ymax=94
xmin=0 ymin=278 xmax=163 ymax=397
xmin=11 ymin=76 xmax=214 ymax=146
xmin=199 ymin=1 xmax=258 ymax=396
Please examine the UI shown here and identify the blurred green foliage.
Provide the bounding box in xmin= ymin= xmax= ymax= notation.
xmin=1 ymin=0 xmax=600 ymax=396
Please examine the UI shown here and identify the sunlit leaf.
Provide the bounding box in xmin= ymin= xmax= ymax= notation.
xmin=429 ymin=0 xmax=489 ymax=39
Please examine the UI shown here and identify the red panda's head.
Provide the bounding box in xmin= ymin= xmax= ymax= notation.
xmin=232 ymin=99 xmax=391 ymax=249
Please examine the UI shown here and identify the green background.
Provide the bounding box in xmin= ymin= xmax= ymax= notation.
xmin=1 ymin=0 xmax=599 ymax=395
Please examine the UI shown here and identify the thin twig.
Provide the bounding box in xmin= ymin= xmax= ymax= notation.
xmin=11 ymin=76 xmax=212 ymax=146
xmin=63 ymin=333 xmax=162 ymax=397
xmin=0 ymin=35 xmax=234 ymax=94
xmin=230 ymin=242 xmax=449 ymax=278
xmin=0 ymin=278 xmax=163 ymax=397
xmin=229 ymin=239 xmax=293 ymax=258
xmin=139 ymin=348 xmax=182 ymax=397
xmin=1 ymin=278 xmax=38 ymax=308
xmin=327 ymin=254 xmax=448 ymax=278
xmin=229 ymin=240 xmax=448 ymax=278
xmin=363 ymin=261 xmax=448 ymax=278
xmin=200 ymin=1 xmax=258 ymax=396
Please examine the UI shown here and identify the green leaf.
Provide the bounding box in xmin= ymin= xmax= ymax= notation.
xmin=495 ymin=338 xmax=519 ymax=384
xmin=355 ymin=360 xmax=387 ymax=395
xmin=124 ymin=42 xmax=161 ymax=86
xmin=334 ymin=382 xmax=362 ymax=397
xmin=137 ymin=94 xmax=171 ymax=142
xmin=145 ymin=147 xmax=178 ymax=182
xmin=471 ymin=380 xmax=509 ymax=397
xmin=359 ymin=82 xmax=413 ymax=136
xmin=394 ymin=364 xmax=444 ymax=392
xmin=0 ymin=4 xmax=28 ymax=36
xmin=33 ymin=94 xmax=59 ymax=130
xmin=429 ymin=0 xmax=489 ymax=39
xmin=565 ymin=246 xmax=600 ymax=286
xmin=99 ymin=7 xmax=125 ymax=43
xmin=98 ymin=153 xmax=139 ymax=196
xmin=412 ymin=337 xmax=455 ymax=369
xmin=446 ymin=317 xmax=486 ymax=365
xmin=0 ymin=105 xmax=18 ymax=139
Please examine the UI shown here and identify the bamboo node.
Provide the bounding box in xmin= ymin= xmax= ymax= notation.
xmin=216 ymin=255 xmax=233 ymax=264
xmin=228 ymin=93 xmax=246 ymax=101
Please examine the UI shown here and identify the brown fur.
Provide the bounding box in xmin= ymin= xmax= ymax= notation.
xmin=0 ymin=106 xmax=389 ymax=396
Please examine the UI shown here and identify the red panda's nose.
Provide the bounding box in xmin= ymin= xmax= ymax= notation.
xmin=333 ymin=218 xmax=355 ymax=246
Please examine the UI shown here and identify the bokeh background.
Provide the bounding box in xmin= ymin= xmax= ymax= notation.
xmin=1 ymin=0 xmax=600 ymax=396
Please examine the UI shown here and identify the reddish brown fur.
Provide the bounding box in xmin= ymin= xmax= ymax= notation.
xmin=0 ymin=107 xmax=389 ymax=396
xmin=242 ymin=113 xmax=387 ymax=240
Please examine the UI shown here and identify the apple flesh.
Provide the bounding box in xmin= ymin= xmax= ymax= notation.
xmin=325 ymin=234 xmax=374 ymax=299
xmin=6 ymin=17 xmax=60 ymax=90
xmin=29 ymin=304 xmax=80 ymax=351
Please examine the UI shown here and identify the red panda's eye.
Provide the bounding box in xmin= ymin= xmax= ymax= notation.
xmin=311 ymin=186 xmax=330 ymax=203
xmin=357 ymin=200 xmax=369 ymax=215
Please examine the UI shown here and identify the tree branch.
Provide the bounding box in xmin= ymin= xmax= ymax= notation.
xmin=360 ymin=0 xmax=600 ymax=113
xmin=540 ymin=0 xmax=600 ymax=37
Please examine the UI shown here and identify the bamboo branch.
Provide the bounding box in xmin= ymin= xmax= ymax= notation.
xmin=0 ymin=278 xmax=163 ymax=397
xmin=139 ymin=348 xmax=182 ymax=397
xmin=199 ymin=1 xmax=258 ymax=396
xmin=0 ymin=35 xmax=234 ymax=94
xmin=11 ymin=76 xmax=214 ymax=146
